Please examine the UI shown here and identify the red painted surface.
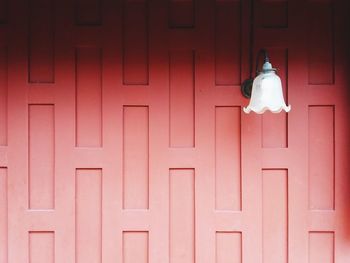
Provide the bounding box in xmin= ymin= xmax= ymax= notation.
xmin=0 ymin=0 xmax=349 ymax=262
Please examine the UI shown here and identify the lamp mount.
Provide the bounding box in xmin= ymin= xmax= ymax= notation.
xmin=241 ymin=49 xmax=273 ymax=98
xmin=241 ymin=79 xmax=254 ymax=98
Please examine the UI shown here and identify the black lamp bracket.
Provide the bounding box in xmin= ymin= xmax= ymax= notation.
xmin=255 ymin=49 xmax=269 ymax=74
xmin=241 ymin=49 xmax=271 ymax=98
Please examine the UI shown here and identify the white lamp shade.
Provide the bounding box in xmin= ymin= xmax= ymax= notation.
xmin=243 ymin=69 xmax=291 ymax=114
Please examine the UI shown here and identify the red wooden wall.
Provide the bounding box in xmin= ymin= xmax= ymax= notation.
xmin=0 ymin=0 xmax=349 ymax=262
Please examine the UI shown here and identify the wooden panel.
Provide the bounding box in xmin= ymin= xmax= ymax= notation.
xmin=215 ymin=106 xmax=241 ymax=210
xmin=2 ymin=0 xmax=349 ymax=262
xmin=170 ymin=169 xmax=195 ymax=263
xmin=307 ymin=2 xmax=334 ymax=84
xmin=28 ymin=105 xmax=55 ymax=209
xmin=123 ymin=106 xmax=149 ymax=209
xmin=260 ymin=0 xmax=288 ymax=28
xmin=29 ymin=0 xmax=55 ymax=83
xmin=76 ymin=169 xmax=102 ymax=263
xmin=123 ymin=232 xmax=148 ymax=263
xmin=169 ymin=50 xmax=194 ymax=147
xmin=308 ymin=106 xmax=334 ymax=210
xmin=169 ymin=0 xmax=194 ymax=28
xmin=75 ymin=47 xmax=102 ymax=147
xmin=216 ymin=232 xmax=242 ymax=263
xmin=0 ymin=47 xmax=7 ymax=146
xmin=29 ymin=232 xmax=54 ymax=263
xmin=0 ymin=0 xmax=6 ymax=24
xmin=262 ymin=169 xmax=288 ymax=263
xmin=76 ymin=0 xmax=101 ymax=25
xmin=262 ymin=112 xmax=288 ymax=148
xmin=0 ymin=168 xmax=7 ymax=263
xmin=215 ymin=1 xmax=241 ymax=85
xmin=309 ymin=232 xmax=334 ymax=263
xmin=262 ymin=49 xmax=288 ymax=148
xmin=123 ymin=0 xmax=149 ymax=85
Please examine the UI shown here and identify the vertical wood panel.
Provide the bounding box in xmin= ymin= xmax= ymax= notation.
xmin=170 ymin=169 xmax=195 ymax=263
xmin=123 ymin=232 xmax=148 ymax=263
xmin=169 ymin=50 xmax=194 ymax=147
xmin=0 ymin=168 xmax=7 ymax=263
xmin=76 ymin=0 xmax=101 ymax=25
xmin=1 ymin=0 xmax=347 ymax=262
xmin=29 ymin=232 xmax=54 ymax=263
xmin=75 ymin=47 xmax=102 ymax=147
xmin=215 ymin=106 xmax=241 ymax=210
xmin=123 ymin=106 xmax=149 ymax=209
xmin=123 ymin=0 xmax=149 ymax=85
xmin=262 ymin=169 xmax=288 ymax=263
xmin=28 ymin=105 xmax=55 ymax=209
xmin=308 ymin=106 xmax=334 ymax=210
xmin=260 ymin=0 xmax=288 ymax=28
xmin=169 ymin=0 xmax=194 ymax=28
xmin=262 ymin=49 xmax=288 ymax=148
xmin=215 ymin=1 xmax=241 ymax=85
xmin=76 ymin=169 xmax=102 ymax=263
xmin=262 ymin=111 xmax=288 ymax=148
xmin=216 ymin=232 xmax=241 ymax=263
xmin=0 ymin=47 xmax=7 ymax=146
xmin=308 ymin=2 xmax=334 ymax=84
xmin=29 ymin=0 xmax=54 ymax=83
xmin=309 ymin=232 xmax=334 ymax=263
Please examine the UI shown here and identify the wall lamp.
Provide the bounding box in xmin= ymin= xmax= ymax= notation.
xmin=241 ymin=49 xmax=291 ymax=114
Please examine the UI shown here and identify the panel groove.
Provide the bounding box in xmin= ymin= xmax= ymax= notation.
xmin=216 ymin=232 xmax=242 ymax=263
xmin=307 ymin=1 xmax=334 ymax=84
xmin=123 ymin=106 xmax=149 ymax=209
xmin=0 ymin=46 xmax=7 ymax=146
xmin=262 ymin=169 xmax=288 ymax=263
xmin=29 ymin=231 xmax=55 ymax=263
xmin=308 ymin=105 xmax=335 ymax=210
xmin=75 ymin=169 xmax=102 ymax=263
xmin=28 ymin=0 xmax=55 ymax=83
xmin=75 ymin=47 xmax=103 ymax=147
xmin=215 ymin=0 xmax=241 ymax=85
xmin=122 ymin=0 xmax=149 ymax=85
xmin=169 ymin=168 xmax=195 ymax=263
xmin=123 ymin=231 xmax=149 ymax=263
xmin=309 ymin=232 xmax=334 ymax=263
xmin=215 ymin=106 xmax=242 ymax=211
xmin=169 ymin=50 xmax=195 ymax=148
xmin=28 ymin=104 xmax=55 ymax=210
xmin=0 ymin=168 xmax=7 ymax=263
